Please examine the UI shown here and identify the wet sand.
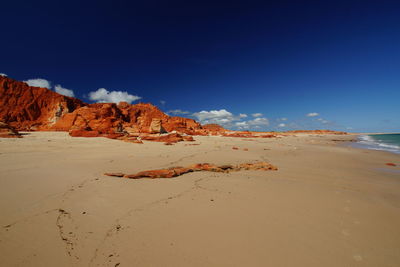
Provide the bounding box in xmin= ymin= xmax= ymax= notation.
xmin=1 ymin=132 xmax=400 ymax=266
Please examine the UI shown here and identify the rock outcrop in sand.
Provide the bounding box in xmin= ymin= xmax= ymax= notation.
xmin=0 ymin=122 xmax=22 ymax=138
xmin=105 ymin=161 xmax=278 ymax=179
xmin=53 ymin=102 xmax=202 ymax=136
xmin=141 ymin=133 xmax=192 ymax=143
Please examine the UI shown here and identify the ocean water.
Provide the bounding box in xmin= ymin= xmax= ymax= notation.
xmin=355 ymin=134 xmax=400 ymax=154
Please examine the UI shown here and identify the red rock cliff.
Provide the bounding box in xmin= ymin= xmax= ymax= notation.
xmin=52 ymin=102 xmax=202 ymax=134
xmin=0 ymin=76 xmax=85 ymax=130
xmin=0 ymin=76 xmax=203 ymax=134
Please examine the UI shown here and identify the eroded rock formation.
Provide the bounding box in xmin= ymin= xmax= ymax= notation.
xmin=53 ymin=102 xmax=203 ymax=136
xmin=104 ymin=161 xmax=278 ymax=179
xmin=0 ymin=76 xmax=84 ymax=130
xmin=149 ymin=118 xmax=166 ymax=133
xmin=0 ymin=76 xmax=203 ymax=137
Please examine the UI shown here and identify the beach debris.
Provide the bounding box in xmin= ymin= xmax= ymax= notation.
xmin=104 ymin=161 xmax=278 ymax=179
xmin=232 ymin=146 xmax=239 ymax=150
xmin=386 ymin=163 xmax=397 ymax=167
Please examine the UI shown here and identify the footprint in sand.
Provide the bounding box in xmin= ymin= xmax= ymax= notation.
xmin=343 ymin=206 xmax=351 ymax=212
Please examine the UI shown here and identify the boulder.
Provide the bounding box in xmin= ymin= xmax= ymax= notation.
xmin=141 ymin=133 xmax=184 ymax=143
xmin=149 ymin=118 xmax=166 ymax=133
xmin=0 ymin=122 xmax=22 ymax=138
xmin=69 ymin=130 xmax=100 ymax=137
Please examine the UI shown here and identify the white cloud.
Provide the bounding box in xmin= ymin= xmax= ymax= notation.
xmin=278 ymin=123 xmax=286 ymax=127
xmin=316 ymin=118 xmax=329 ymax=124
xmin=192 ymin=109 xmax=234 ymax=125
xmin=234 ymin=117 xmax=269 ymax=129
xmin=54 ymin=84 xmax=75 ymax=97
xmin=0 ymin=73 xmax=7 ymax=77
xmin=88 ymin=88 xmax=141 ymax=104
xmin=193 ymin=109 xmax=269 ymax=130
xmin=24 ymin=78 xmax=51 ymax=89
xmin=235 ymin=121 xmax=248 ymax=127
xmin=168 ymin=109 xmax=190 ymax=115
xmin=160 ymin=100 xmax=166 ymax=105
xmin=252 ymin=113 xmax=263 ymax=117
xmin=23 ymin=77 xmax=76 ymax=97
xmin=249 ymin=117 xmax=269 ymax=126
xmin=307 ymin=112 xmax=319 ymax=117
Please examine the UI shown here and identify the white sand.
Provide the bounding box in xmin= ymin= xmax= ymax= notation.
xmin=1 ymin=132 xmax=400 ymax=266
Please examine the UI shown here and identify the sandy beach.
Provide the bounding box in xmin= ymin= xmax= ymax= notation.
xmin=1 ymin=132 xmax=400 ymax=267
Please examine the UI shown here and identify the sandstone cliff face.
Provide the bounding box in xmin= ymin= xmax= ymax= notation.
xmin=0 ymin=76 xmax=84 ymax=130
xmin=0 ymin=76 xmax=203 ymax=135
xmin=52 ymin=102 xmax=203 ymax=135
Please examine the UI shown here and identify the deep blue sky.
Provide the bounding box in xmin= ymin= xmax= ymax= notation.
xmin=1 ymin=0 xmax=399 ymax=132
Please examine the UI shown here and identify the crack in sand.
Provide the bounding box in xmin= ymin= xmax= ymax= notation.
xmin=1 ymin=177 xmax=98 ymax=231
xmin=56 ymin=209 xmax=79 ymax=260
xmin=89 ymin=175 xmax=219 ymax=266
xmin=54 ymin=176 xmax=104 ymax=262
xmin=61 ymin=177 xmax=99 ymax=203
xmin=1 ymin=208 xmax=59 ymax=231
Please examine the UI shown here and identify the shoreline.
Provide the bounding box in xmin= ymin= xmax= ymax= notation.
xmin=1 ymin=132 xmax=399 ymax=266
xmin=350 ymin=133 xmax=400 ymax=155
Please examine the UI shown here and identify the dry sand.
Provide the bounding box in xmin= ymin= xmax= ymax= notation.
xmin=0 ymin=132 xmax=400 ymax=267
